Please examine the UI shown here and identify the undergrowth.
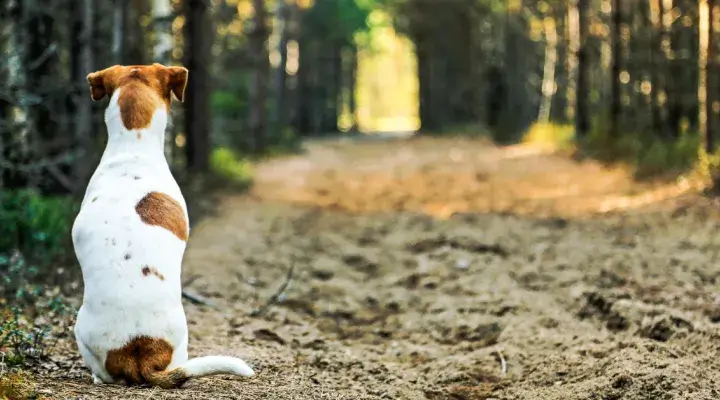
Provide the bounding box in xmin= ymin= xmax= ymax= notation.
xmin=0 ymin=190 xmax=77 ymax=372
xmin=0 ymin=370 xmax=48 ymax=400
xmin=521 ymin=122 xmax=702 ymax=180
xmin=210 ymin=147 xmax=254 ymax=188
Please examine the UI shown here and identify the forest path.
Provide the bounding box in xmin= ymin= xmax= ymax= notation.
xmin=41 ymin=135 xmax=720 ymax=399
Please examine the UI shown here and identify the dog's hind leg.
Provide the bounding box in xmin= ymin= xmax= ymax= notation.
xmin=75 ymin=334 xmax=114 ymax=384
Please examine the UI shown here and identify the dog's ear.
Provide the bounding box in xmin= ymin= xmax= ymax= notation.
xmin=87 ymin=67 xmax=116 ymax=101
xmin=166 ymin=66 xmax=188 ymax=103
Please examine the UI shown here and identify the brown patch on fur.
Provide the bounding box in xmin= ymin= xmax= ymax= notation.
xmin=105 ymin=336 xmax=189 ymax=389
xmin=141 ymin=265 xmax=165 ymax=281
xmin=135 ymin=191 xmax=188 ymax=241
xmin=137 ymin=132 xmax=142 ymax=140
xmin=86 ymin=64 xmax=188 ymax=130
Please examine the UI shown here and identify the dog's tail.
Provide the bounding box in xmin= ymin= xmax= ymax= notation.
xmin=143 ymin=356 xmax=255 ymax=388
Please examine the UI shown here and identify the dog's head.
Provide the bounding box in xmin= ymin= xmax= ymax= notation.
xmin=87 ymin=64 xmax=188 ymax=130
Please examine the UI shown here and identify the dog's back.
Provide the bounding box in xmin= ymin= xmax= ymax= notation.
xmin=72 ymin=64 xmax=253 ymax=388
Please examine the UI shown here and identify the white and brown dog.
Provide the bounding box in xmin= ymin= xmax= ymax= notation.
xmin=72 ymin=63 xmax=254 ymax=388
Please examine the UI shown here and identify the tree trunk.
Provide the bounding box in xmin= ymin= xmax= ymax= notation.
xmin=248 ymin=0 xmax=269 ymax=153
xmin=660 ymin=0 xmax=677 ymax=137
xmin=152 ymin=0 xmax=173 ymax=65
xmin=152 ymin=0 xmax=174 ymax=160
xmin=272 ymin=0 xmax=289 ymax=131
xmin=347 ymin=45 xmax=358 ymax=132
xmin=321 ymin=42 xmax=342 ymax=133
xmin=112 ymin=0 xmax=128 ymax=64
xmin=701 ymin=0 xmax=716 ymax=153
xmin=126 ymin=0 xmax=148 ymax=65
xmin=1 ymin=0 xmax=26 ymax=188
xmin=183 ymin=0 xmax=212 ymax=172
xmin=538 ymin=15 xmax=557 ymax=124
xmin=27 ymin=0 xmax=62 ymax=192
xmin=71 ymin=0 xmax=94 ymax=192
xmin=648 ymin=0 xmax=665 ymax=138
xmin=709 ymin=0 xmax=718 ymax=152
xmin=576 ymin=0 xmax=590 ymax=138
xmin=566 ymin=0 xmax=579 ymax=122
xmin=700 ymin=0 xmax=710 ymax=152
xmin=415 ymin=39 xmax=436 ymax=131
xmin=610 ymin=0 xmax=622 ymax=139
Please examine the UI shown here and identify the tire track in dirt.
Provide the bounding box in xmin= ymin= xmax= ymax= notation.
xmin=37 ymin=136 xmax=720 ymax=399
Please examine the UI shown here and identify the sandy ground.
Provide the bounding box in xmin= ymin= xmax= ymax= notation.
xmin=27 ymin=135 xmax=720 ymax=399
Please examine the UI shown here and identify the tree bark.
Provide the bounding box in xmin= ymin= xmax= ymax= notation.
xmin=112 ymin=0 xmax=128 ymax=64
xmin=71 ymin=0 xmax=94 ymax=191
xmin=347 ymin=45 xmax=358 ymax=132
xmin=152 ymin=0 xmax=174 ymax=160
xmin=538 ymin=15 xmax=557 ymax=124
xmin=575 ymin=0 xmax=590 ymax=138
xmin=566 ymin=0 xmax=579 ymax=122
xmin=249 ymin=0 xmax=269 ymax=153
xmin=648 ymin=0 xmax=666 ymax=138
xmin=659 ymin=0 xmax=676 ymax=137
xmin=610 ymin=0 xmax=622 ymax=139
xmin=709 ymin=0 xmax=718 ymax=152
xmin=152 ymin=0 xmax=173 ymax=65
xmin=272 ymin=0 xmax=289 ymax=131
xmin=0 ymin=0 xmax=25 ymax=188
xmin=700 ymin=0 xmax=710 ymax=152
xmin=183 ymin=0 xmax=212 ymax=172
xmin=702 ymin=0 xmax=716 ymax=153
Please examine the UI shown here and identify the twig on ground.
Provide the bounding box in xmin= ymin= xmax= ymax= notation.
xmin=182 ymin=290 xmax=217 ymax=309
xmin=144 ymin=387 xmax=159 ymax=399
xmin=182 ymin=274 xmax=202 ymax=288
xmin=250 ymin=261 xmax=295 ymax=317
xmin=493 ymin=349 xmax=508 ymax=376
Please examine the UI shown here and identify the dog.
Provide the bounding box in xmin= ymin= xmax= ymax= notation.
xmin=72 ymin=63 xmax=254 ymax=388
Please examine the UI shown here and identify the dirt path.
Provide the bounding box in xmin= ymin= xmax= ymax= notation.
xmin=38 ymin=136 xmax=720 ymax=399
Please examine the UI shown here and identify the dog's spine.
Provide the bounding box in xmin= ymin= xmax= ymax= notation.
xmin=144 ymin=356 xmax=255 ymax=388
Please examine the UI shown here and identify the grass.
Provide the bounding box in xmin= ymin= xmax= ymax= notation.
xmin=0 ymin=370 xmax=46 ymax=400
xmin=519 ymin=121 xmax=703 ymax=181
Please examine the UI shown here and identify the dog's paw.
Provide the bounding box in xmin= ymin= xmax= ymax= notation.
xmin=92 ymin=374 xmax=104 ymax=385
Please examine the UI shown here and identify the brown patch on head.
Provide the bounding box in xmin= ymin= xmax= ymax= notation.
xmin=141 ymin=265 xmax=165 ymax=280
xmin=105 ymin=336 xmax=189 ymax=388
xmin=135 ymin=191 xmax=188 ymax=241
xmin=86 ymin=63 xmax=189 ymax=130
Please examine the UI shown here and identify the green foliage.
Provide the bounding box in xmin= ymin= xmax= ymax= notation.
xmin=0 ymin=191 xmax=76 ymax=370
xmin=210 ymin=147 xmax=254 ymax=187
xmin=0 ymin=298 xmax=69 ymax=369
xmin=522 ymin=123 xmax=575 ymax=151
xmin=0 ymin=190 xmax=78 ymax=265
xmin=578 ymin=119 xmax=700 ymax=180
xmin=304 ymin=0 xmax=376 ymax=46
xmin=0 ymin=252 xmax=71 ymax=370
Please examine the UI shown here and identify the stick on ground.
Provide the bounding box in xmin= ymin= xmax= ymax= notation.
xmin=182 ymin=290 xmax=217 ymax=308
xmin=493 ymin=349 xmax=508 ymax=375
xmin=250 ymin=261 xmax=295 ymax=317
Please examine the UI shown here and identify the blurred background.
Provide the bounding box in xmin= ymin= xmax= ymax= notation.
xmin=3 ymin=0 xmax=718 ymax=195
xmin=3 ymin=1 xmax=720 ymax=286
xmin=5 ymin=1 xmax=720 ymax=395
xmin=3 ymin=0 xmax=719 ymax=310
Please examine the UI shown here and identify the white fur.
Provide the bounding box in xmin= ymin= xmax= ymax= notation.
xmin=72 ymin=89 xmax=255 ymax=386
